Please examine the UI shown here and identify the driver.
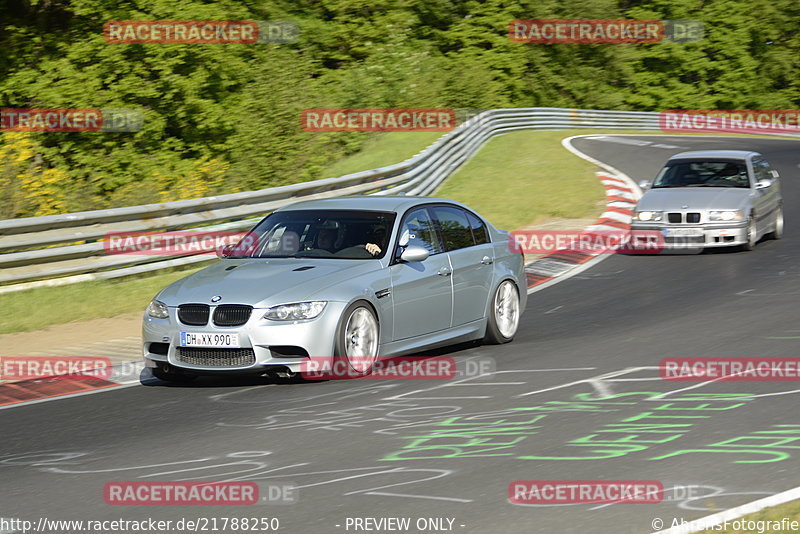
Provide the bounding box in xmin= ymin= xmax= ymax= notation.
xmin=718 ymin=162 xmax=747 ymax=186
xmin=315 ymin=227 xmax=338 ymax=253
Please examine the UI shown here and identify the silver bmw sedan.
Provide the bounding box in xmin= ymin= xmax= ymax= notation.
xmin=633 ymin=150 xmax=784 ymax=251
xmin=142 ymin=196 xmax=526 ymax=382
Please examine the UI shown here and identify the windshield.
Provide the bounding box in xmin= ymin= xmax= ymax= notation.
xmin=229 ymin=209 xmax=396 ymax=259
xmin=652 ymin=160 xmax=750 ymax=189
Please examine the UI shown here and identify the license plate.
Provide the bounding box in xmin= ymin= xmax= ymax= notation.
xmin=665 ymin=228 xmax=703 ymax=237
xmin=180 ymin=332 xmax=240 ymax=348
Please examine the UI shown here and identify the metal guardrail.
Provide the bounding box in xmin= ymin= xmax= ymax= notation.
xmin=4 ymin=107 xmax=788 ymax=293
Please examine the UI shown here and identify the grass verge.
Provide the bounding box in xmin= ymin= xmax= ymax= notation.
xmin=0 ymin=265 xmax=207 ymax=335
xmin=436 ymin=129 xmax=607 ymax=231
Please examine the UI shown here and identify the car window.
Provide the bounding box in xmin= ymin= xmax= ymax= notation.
xmin=752 ymin=158 xmax=773 ymax=184
xmin=465 ymin=211 xmax=489 ymax=244
xmin=431 ymin=206 xmax=475 ymax=251
xmin=396 ymin=207 xmax=443 ymax=257
xmin=229 ymin=209 xmax=396 ymax=259
xmin=652 ymin=160 xmax=750 ymax=189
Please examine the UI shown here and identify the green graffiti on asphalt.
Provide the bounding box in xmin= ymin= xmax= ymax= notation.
xmin=380 ymin=415 xmax=547 ymax=460
xmin=379 ymin=391 xmax=776 ymax=463
xmin=649 ymin=424 xmax=800 ymax=463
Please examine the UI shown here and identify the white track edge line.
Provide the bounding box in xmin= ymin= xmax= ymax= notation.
xmin=652 ymin=485 xmax=800 ymax=534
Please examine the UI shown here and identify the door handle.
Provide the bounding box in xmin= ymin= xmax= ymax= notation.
xmin=437 ymin=266 xmax=452 ymax=276
xmin=480 ymin=256 xmax=493 ymax=265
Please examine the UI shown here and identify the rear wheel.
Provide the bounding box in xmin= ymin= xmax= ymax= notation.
xmin=768 ymin=206 xmax=784 ymax=240
xmin=334 ymin=302 xmax=379 ymax=376
xmin=484 ymin=280 xmax=520 ymax=344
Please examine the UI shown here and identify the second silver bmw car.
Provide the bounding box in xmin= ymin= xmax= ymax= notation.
xmin=633 ymin=150 xmax=784 ymax=251
xmin=142 ymin=196 xmax=527 ymax=382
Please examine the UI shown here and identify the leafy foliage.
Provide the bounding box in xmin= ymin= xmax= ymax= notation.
xmin=1 ymin=0 xmax=799 ymax=216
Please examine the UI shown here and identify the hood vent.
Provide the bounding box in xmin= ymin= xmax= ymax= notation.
xmin=292 ymin=266 xmax=315 ymax=271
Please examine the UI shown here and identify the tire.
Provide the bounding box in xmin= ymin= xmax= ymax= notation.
xmin=333 ymin=301 xmax=379 ymax=376
xmin=768 ymin=205 xmax=784 ymax=240
xmin=483 ymin=280 xmax=520 ymax=344
xmin=152 ymin=364 xmax=197 ymax=383
xmin=741 ymin=216 xmax=758 ymax=251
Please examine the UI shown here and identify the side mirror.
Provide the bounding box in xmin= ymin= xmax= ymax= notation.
xmin=216 ymin=244 xmax=235 ymax=258
xmin=638 ymin=180 xmax=651 ymax=190
xmin=400 ymin=245 xmax=429 ymax=263
xmin=755 ymin=180 xmax=772 ymax=190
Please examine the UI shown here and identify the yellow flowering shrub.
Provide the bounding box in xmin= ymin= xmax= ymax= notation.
xmin=0 ymin=132 xmax=70 ymax=218
xmin=158 ymin=157 xmax=228 ymax=202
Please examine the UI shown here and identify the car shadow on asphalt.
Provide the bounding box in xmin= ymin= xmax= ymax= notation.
xmin=139 ymin=340 xmax=484 ymax=389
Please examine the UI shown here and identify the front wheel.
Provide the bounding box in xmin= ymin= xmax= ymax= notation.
xmin=741 ymin=216 xmax=758 ymax=251
xmin=484 ymin=280 xmax=520 ymax=344
xmin=768 ymin=206 xmax=784 ymax=240
xmin=334 ymin=302 xmax=379 ymax=376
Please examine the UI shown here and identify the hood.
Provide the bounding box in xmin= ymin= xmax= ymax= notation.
xmin=157 ymin=258 xmax=381 ymax=308
xmin=637 ymin=187 xmax=752 ymax=211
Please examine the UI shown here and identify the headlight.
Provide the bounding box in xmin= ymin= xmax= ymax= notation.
xmin=147 ymin=299 xmax=169 ymax=319
xmin=264 ymin=301 xmax=327 ymax=321
xmin=634 ymin=210 xmax=663 ymax=222
xmin=709 ymin=210 xmax=743 ymax=222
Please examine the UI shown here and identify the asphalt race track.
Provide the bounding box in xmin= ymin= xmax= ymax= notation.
xmin=3 ymin=135 xmax=800 ymax=534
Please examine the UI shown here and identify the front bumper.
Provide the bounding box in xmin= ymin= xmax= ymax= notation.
xmin=142 ymin=301 xmax=348 ymax=375
xmin=631 ymin=223 xmax=748 ymax=249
